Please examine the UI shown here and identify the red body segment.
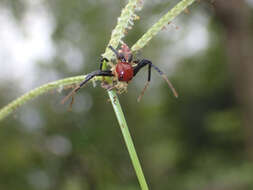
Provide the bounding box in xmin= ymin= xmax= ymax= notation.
xmin=116 ymin=62 xmax=134 ymax=82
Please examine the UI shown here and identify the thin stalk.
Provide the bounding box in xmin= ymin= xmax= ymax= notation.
xmin=131 ymin=0 xmax=196 ymax=51
xmin=102 ymin=0 xmax=143 ymax=59
xmin=105 ymin=0 xmax=196 ymax=189
xmin=0 ymin=75 xmax=86 ymax=121
xmin=108 ymin=91 xmax=148 ymax=190
xmin=103 ymin=0 xmax=149 ymax=189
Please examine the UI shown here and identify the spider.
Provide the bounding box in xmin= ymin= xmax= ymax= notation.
xmin=61 ymin=44 xmax=178 ymax=106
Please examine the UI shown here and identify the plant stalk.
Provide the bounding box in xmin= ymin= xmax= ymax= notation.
xmin=108 ymin=90 xmax=149 ymax=190
xmin=0 ymin=76 xmax=86 ymax=121
xmin=131 ymin=0 xmax=196 ymax=51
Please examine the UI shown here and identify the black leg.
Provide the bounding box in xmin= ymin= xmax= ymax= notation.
xmin=108 ymin=45 xmax=119 ymax=58
xmin=61 ymin=70 xmax=113 ymax=105
xmin=128 ymin=53 xmax=133 ymax=63
xmin=148 ymin=63 xmax=151 ymax=81
xmin=133 ymin=59 xmax=178 ymax=101
xmin=108 ymin=45 xmax=125 ymax=61
xmin=78 ymin=70 xmax=113 ymax=90
xmin=136 ymin=64 xmax=152 ymax=102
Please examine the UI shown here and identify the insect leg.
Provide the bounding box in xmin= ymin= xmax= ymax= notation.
xmin=61 ymin=70 xmax=113 ymax=105
xmin=134 ymin=59 xmax=178 ymax=100
xmin=108 ymin=45 xmax=119 ymax=58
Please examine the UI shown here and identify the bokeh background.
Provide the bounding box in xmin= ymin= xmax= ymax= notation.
xmin=1 ymin=0 xmax=253 ymax=189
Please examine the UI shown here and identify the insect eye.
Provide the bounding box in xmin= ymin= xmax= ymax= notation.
xmin=118 ymin=53 xmax=125 ymax=61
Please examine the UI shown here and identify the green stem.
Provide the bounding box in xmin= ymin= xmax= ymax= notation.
xmin=102 ymin=0 xmax=143 ymax=59
xmin=131 ymin=0 xmax=196 ymax=51
xmin=103 ymin=0 xmax=149 ymax=189
xmin=108 ymin=90 xmax=148 ymax=190
xmin=0 ymin=75 xmax=85 ymax=121
xmin=105 ymin=1 xmax=196 ymax=189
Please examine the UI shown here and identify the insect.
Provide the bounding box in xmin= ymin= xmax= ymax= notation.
xmin=61 ymin=44 xmax=178 ymax=106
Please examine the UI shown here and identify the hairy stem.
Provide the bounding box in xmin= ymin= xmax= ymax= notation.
xmin=131 ymin=0 xmax=196 ymax=51
xmin=105 ymin=0 xmax=196 ymax=189
xmin=0 ymin=76 xmax=85 ymax=121
xmin=103 ymin=0 xmax=149 ymax=189
xmin=102 ymin=0 xmax=143 ymax=59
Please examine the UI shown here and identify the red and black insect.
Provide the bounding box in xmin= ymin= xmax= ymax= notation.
xmin=62 ymin=44 xmax=178 ymax=105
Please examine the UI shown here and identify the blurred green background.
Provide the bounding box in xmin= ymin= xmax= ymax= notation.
xmin=1 ymin=0 xmax=253 ymax=189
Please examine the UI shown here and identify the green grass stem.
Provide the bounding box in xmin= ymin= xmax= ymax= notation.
xmin=103 ymin=1 xmax=149 ymax=188
xmin=108 ymin=90 xmax=148 ymax=190
xmin=0 ymin=76 xmax=85 ymax=121
xmin=131 ymin=0 xmax=196 ymax=51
